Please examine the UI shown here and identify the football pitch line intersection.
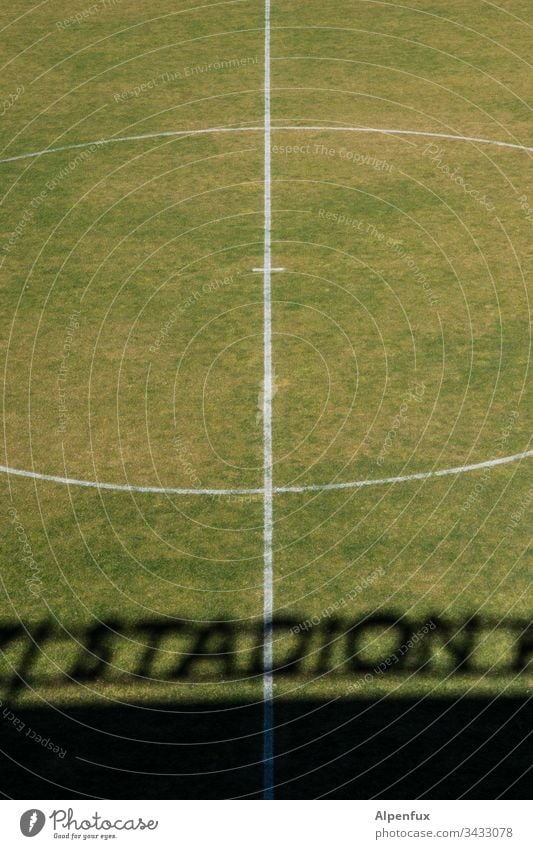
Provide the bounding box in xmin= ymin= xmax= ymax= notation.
xmin=1 ymin=450 xmax=532 ymax=499
xmin=1 ymin=126 xmax=532 ymax=167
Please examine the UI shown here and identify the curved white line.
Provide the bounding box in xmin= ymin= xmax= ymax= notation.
xmin=280 ymin=125 xmax=533 ymax=152
xmin=0 ymin=464 xmax=261 ymax=497
xmin=275 ymin=450 xmax=533 ymax=493
xmin=2 ymin=122 xmax=530 ymax=495
xmin=0 ymin=127 xmax=262 ymax=165
xmin=0 ymin=124 xmax=531 ymax=165
xmin=1 ymin=450 xmax=531 ymax=496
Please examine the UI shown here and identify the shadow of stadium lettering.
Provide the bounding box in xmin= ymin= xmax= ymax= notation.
xmin=0 ymin=613 xmax=531 ymax=799
xmin=0 ymin=613 xmax=531 ymax=688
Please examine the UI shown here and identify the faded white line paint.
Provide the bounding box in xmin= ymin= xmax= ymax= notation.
xmin=0 ymin=127 xmax=262 ymax=164
xmin=1 ymin=125 xmax=531 ymax=166
xmin=276 ymin=125 xmax=533 ymax=153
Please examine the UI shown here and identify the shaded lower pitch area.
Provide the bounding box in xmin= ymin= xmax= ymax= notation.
xmin=1 ymin=696 xmax=530 ymax=799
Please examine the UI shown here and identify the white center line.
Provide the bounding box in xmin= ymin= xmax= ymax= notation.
xmin=262 ymin=0 xmax=275 ymax=801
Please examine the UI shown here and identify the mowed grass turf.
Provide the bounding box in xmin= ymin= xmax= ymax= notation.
xmin=1 ymin=1 xmax=268 ymax=711
xmin=0 ymin=0 xmax=531 ymax=797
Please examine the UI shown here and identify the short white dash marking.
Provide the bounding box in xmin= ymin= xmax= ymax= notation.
xmin=253 ymin=267 xmax=286 ymax=272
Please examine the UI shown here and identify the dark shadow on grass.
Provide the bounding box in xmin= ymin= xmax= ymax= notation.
xmin=0 ymin=696 xmax=531 ymax=799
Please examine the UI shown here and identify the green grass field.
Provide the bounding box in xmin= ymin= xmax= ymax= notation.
xmin=0 ymin=0 xmax=531 ymax=799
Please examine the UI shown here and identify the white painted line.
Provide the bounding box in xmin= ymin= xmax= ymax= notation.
xmin=1 ymin=450 xmax=531 ymax=497
xmin=275 ymin=125 xmax=533 ymax=153
xmin=0 ymin=127 xmax=263 ymax=165
xmin=275 ymin=449 xmax=533 ymax=493
xmin=1 ymin=450 xmax=531 ymax=495
xmin=1 ymin=125 xmax=531 ymax=166
xmin=262 ymin=0 xmax=275 ymax=802
xmin=0 ymin=464 xmax=261 ymax=497
xmin=253 ymin=267 xmax=286 ymax=272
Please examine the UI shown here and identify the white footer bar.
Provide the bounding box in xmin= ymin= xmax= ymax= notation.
xmin=3 ymin=800 xmax=529 ymax=847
